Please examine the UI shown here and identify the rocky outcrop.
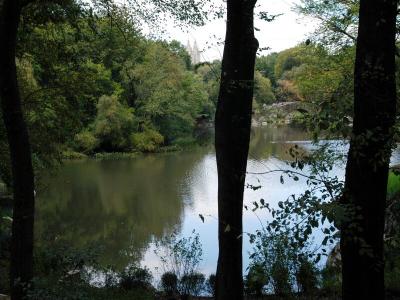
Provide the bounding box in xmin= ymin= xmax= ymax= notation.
xmin=254 ymin=102 xmax=308 ymax=126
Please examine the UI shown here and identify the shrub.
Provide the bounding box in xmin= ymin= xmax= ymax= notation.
xmin=160 ymin=272 xmax=178 ymax=296
xmin=93 ymin=95 xmax=135 ymax=151
xmin=320 ymin=264 xmax=341 ymax=297
xmin=271 ymin=260 xmax=292 ymax=296
xmin=296 ymin=258 xmax=319 ymax=294
xmin=74 ymin=129 xmax=98 ymax=154
xmin=119 ymin=265 xmax=153 ymax=290
xmin=131 ymin=129 xmax=164 ymax=152
xmin=244 ymin=263 xmax=268 ymax=296
xmin=179 ymin=272 xmax=205 ymax=296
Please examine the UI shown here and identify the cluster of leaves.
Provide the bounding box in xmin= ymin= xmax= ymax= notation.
xmin=244 ymin=143 xmax=347 ymax=297
xmin=249 ymin=144 xmax=344 ymax=255
xmin=246 ymin=233 xmax=320 ymax=297
xmin=295 ymin=0 xmax=359 ymax=48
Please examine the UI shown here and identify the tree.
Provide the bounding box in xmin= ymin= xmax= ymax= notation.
xmin=214 ymin=0 xmax=258 ymax=299
xmin=255 ymin=53 xmax=278 ymax=87
xmin=340 ymin=0 xmax=398 ymax=298
xmin=254 ymin=71 xmax=275 ymax=105
xmin=132 ymin=43 xmax=209 ymax=143
xmin=0 ymin=0 xmax=36 ymax=299
xmin=296 ymin=0 xmax=358 ymax=48
xmin=93 ymin=95 xmax=135 ymax=151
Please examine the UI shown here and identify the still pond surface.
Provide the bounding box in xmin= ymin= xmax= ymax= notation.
xmin=35 ymin=126 xmax=400 ymax=277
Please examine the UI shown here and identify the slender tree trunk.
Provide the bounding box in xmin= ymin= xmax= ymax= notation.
xmin=0 ymin=1 xmax=36 ymax=299
xmin=215 ymin=1 xmax=258 ymax=299
xmin=341 ymin=0 xmax=398 ymax=299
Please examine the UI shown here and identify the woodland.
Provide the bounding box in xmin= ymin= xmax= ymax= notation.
xmin=0 ymin=0 xmax=400 ymax=299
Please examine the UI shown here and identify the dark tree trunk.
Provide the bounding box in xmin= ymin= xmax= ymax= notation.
xmin=215 ymin=1 xmax=258 ymax=299
xmin=341 ymin=0 xmax=398 ymax=299
xmin=0 ymin=0 xmax=36 ymax=299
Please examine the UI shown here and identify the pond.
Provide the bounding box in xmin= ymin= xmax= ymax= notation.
xmin=35 ymin=125 xmax=400 ymax=278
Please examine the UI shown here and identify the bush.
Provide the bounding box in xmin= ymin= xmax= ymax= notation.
xmin=320 ymin=264 xmax=341 ymax=297
xmin=119 ymin=265 xmax=153 ymax=290
xmin=93 ymin=95 xmax=135 ymax=151
xmin=244 ymin=264 xmax=268 ymax=296
xmin=160 ymin=272 xmax=178 ymax=296
xmin=179 ymin=272 xmax=205 ymax=296
xmin=271 ymin=260 xmax=292 ymax=296
xmin=296 ymin=258 xmax=319 ymax=294
xmin=131 ymin=129 xmax=164 ymax=152
xmin=74 ymin=129 xmax=99 ymax=154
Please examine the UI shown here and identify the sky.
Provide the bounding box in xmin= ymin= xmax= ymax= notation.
xmin=162 ymin=0 xmax=318 ymax=62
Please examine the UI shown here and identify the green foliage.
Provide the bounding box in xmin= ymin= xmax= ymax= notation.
xmin=291 ymin=47 xmax=354 ymax=138
xmin=320 ymin=264 xmax=341 ymax=297
xmin=274 ymin=46 xmax=309 ymax=80
xmin=131 ymin=128 xmax=164 ymax=152
xmin=166 ymin=40 xmax=192 ymax=70
xmin=254 ymin=71 xmax=276 ymax=105
xmin=74 ymin=129 xmax=99 ymax=154
xmin=244 ymin=263 xmax=268 ymax=296
xmin=387 ymin=171 xmax=400 ymax=200
xmin=93 ymin=95 xmax=135 ymax=151
xmin=249 ymin=234 xmax=296 ymax=296
xmin=247 ymin=144 xmax=346 ymax=297
xmin=7 ymin=1 xmax=216 ymax=172
xmin=296 ymin=258 xmax=319 ymax=294
xmin=132 ymin=43 xmax=210 ymax=143
xmin=196 ymin=60 xmax=221 ymax=111
xmin=295 ymin=0 xmax=358 ymax=47
xmin=256 ymin=53 xmax=278 ymax=87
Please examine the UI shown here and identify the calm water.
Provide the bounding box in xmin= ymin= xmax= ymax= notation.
xmin=35 ymin=126 xmax=400 ymax=277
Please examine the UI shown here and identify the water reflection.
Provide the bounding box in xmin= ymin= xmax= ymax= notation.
xmin=36 ymin=149 xmax=210 ymax=269
xmin=36 ymin=126 xmax=363 ymax=274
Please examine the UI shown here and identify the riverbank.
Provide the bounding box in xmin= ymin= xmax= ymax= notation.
xmin=63 ymin=102 xmax=310 ymax=162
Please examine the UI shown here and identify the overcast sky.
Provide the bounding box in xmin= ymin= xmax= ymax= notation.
xmin=162 ymin=0 xmax=317 ymax=62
